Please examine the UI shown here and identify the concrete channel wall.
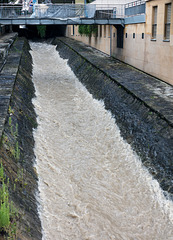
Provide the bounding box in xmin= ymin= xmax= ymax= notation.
xmin=54 ymin=37 xmax=173 ymax=200
xmin=0 ymin=33 xmax=172 ymax=238
xmin=0 ymin=33 xmax=20 ymax=138
xmin=0 ymin=35 xmax=42 ymax=239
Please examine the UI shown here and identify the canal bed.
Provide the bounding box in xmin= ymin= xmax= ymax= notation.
xmin=31 ymin=41 xmax=173 ymax=240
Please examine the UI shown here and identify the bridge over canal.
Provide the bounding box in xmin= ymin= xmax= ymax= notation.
xmin=0 ymin=1 xmax=145 ymax=26
xmin=0 ymin=3 xmax=125 ymax=26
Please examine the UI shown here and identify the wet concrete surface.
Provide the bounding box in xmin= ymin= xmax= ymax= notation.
xmin=0 ymin=33 xmax=19 ymax=139
xmin=54 ymin=37 xmax=173 ymax=199
xmin=57 ymin=37 xmax=173 ymax=127
xmin=0 ymin=36 xmax=42 ymax=239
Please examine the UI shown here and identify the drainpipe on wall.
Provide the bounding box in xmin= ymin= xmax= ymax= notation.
xmin=84 ymin=0 xmax=88 ymax=18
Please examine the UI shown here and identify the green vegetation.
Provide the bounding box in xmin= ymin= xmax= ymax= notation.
xmin=8 ymin=117 xmax=11 ymax=127
xmin=8 ymin=106 xmax=14 ymax=115
xmin=3 ymin=110 xmax=21 ymax=162
xmin=15 ymin=141 xmax=20 ymax=161
xmin=2 ymin=136 xmax=20 ymax=162
xmin=78 ymin=25 xmax=98 ymax=37
xmin=0 ymin=163 xmax=18 ymax=239
xmin=15 ymin=168 xmax=27 ymax=188
xmin=37 ymin=25 xmax=47 ymax=38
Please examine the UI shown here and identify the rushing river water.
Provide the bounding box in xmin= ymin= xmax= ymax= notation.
xmin=30 ymin=41 xmax=173 ymax=240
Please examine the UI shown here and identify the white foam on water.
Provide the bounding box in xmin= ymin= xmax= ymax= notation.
xmin=30 ymin=42 xmax=173 ymax=240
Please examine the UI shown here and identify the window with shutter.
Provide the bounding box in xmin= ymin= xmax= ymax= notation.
xmin=165 ymin=3 xmax=171 ymax=40
xmin=152 ymin=6 xmax=157 ymax=39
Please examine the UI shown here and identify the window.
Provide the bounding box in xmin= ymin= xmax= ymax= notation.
xmin=104 ymin=25 xmax=106 ymax=38
xmin=125 ymin=33 xmax=127 ymax=38
xmin=133 ymin=33 xmax=135 ymax=38
xmin=96 ymin=26 xmax=98 ymax=37
xmin=100 ymin=25 xmax=102 ymax=37
xmin=71 ymin=25 xmax=75 ymax=36
xmin=142 ymin=33 xmax=144 ymax=39
xmin=108 ymin=26 xmax=111 ymax=38
xmin=116 ymin=26 xmax=124 ymax=48
xmin=164 ymin=3 xmax=171 ymax=40
xmin=152 ymin=6 xmax=158 ymax=39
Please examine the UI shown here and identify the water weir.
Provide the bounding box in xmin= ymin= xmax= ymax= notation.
xmin=53 ymin=37 xmax=173 ymax=199
xmin=31 ymin=40 xmax=173 ymax=239
xmin=0 ymin=35 xmax=173 ymax=239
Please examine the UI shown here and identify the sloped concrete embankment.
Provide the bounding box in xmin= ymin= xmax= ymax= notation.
xmin=0 ymin=37 xmax=42 ymax=239
xmin=0 ymin=33 xmax=18 ymax=73
xmin=54 ymin=37 xmax=173 ymax=199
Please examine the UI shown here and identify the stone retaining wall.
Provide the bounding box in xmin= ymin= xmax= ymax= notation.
xmin=0 ymin=36 xmax=42 ymax=239
xmin=54 ymin=37 xmax=173 ymax=200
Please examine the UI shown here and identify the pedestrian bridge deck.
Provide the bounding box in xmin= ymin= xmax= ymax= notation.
xmin=0 ymin=3 xmax=125 ymax=25
xmin=0 ymin=17 xmax=124 ymax=26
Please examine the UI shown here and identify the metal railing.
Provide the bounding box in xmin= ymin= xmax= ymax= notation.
xmin=91 ymin=4 xmax=125 ymax=19
xmin=34 ymin=4 xmax=96 ymax=18
xmin=0 ymin=3 xmax=125 ymax=19
xmin=125 ymin=0 xmax=145 ymax=8
xmin=0 ymin=2 xmax=145 ymax=20
xmin=125 ymin=0 xmax=145 ymax=17
xmin=0 ymin=5 xmax=23 ymax=18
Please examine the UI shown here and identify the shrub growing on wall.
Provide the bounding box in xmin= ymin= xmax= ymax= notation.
xmin=78 ymin=25 xmax=98 ymax=37
xmin=37 ymin=25 xmax=46 ymax=38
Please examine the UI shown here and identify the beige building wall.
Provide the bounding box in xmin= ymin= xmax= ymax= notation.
xmin=113 ymin=0 xmax=173 ymax=85
xmin=75 ymin=0 xmax=84 ymax=4
xmin=66 ymin=0 xmax=173 ymax=85
xmin=66 ymin=25 xmax=112 ymax=55
xmin=112 ymin=24 xmax=146 ymax=71
xmin=144 ymin=0 xmax=173 ymax=84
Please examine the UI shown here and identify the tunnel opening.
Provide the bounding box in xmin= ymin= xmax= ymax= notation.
xmin=12 ymin=24 xmax=67 ymax=39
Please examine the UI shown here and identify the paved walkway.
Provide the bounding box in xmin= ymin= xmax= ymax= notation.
xmin=58 ymin=37 xmax=173 ymax=127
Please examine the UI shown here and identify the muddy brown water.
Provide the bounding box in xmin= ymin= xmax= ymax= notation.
xmin=30 ymin=42 xmax=173 ymax=240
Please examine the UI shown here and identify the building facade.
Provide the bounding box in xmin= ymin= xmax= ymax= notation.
xmin=66 ymin=0 xmax=173 ymax=85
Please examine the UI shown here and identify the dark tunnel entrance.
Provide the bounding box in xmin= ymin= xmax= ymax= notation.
xmin=12 ymin=25 xmax=67 ymax=39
